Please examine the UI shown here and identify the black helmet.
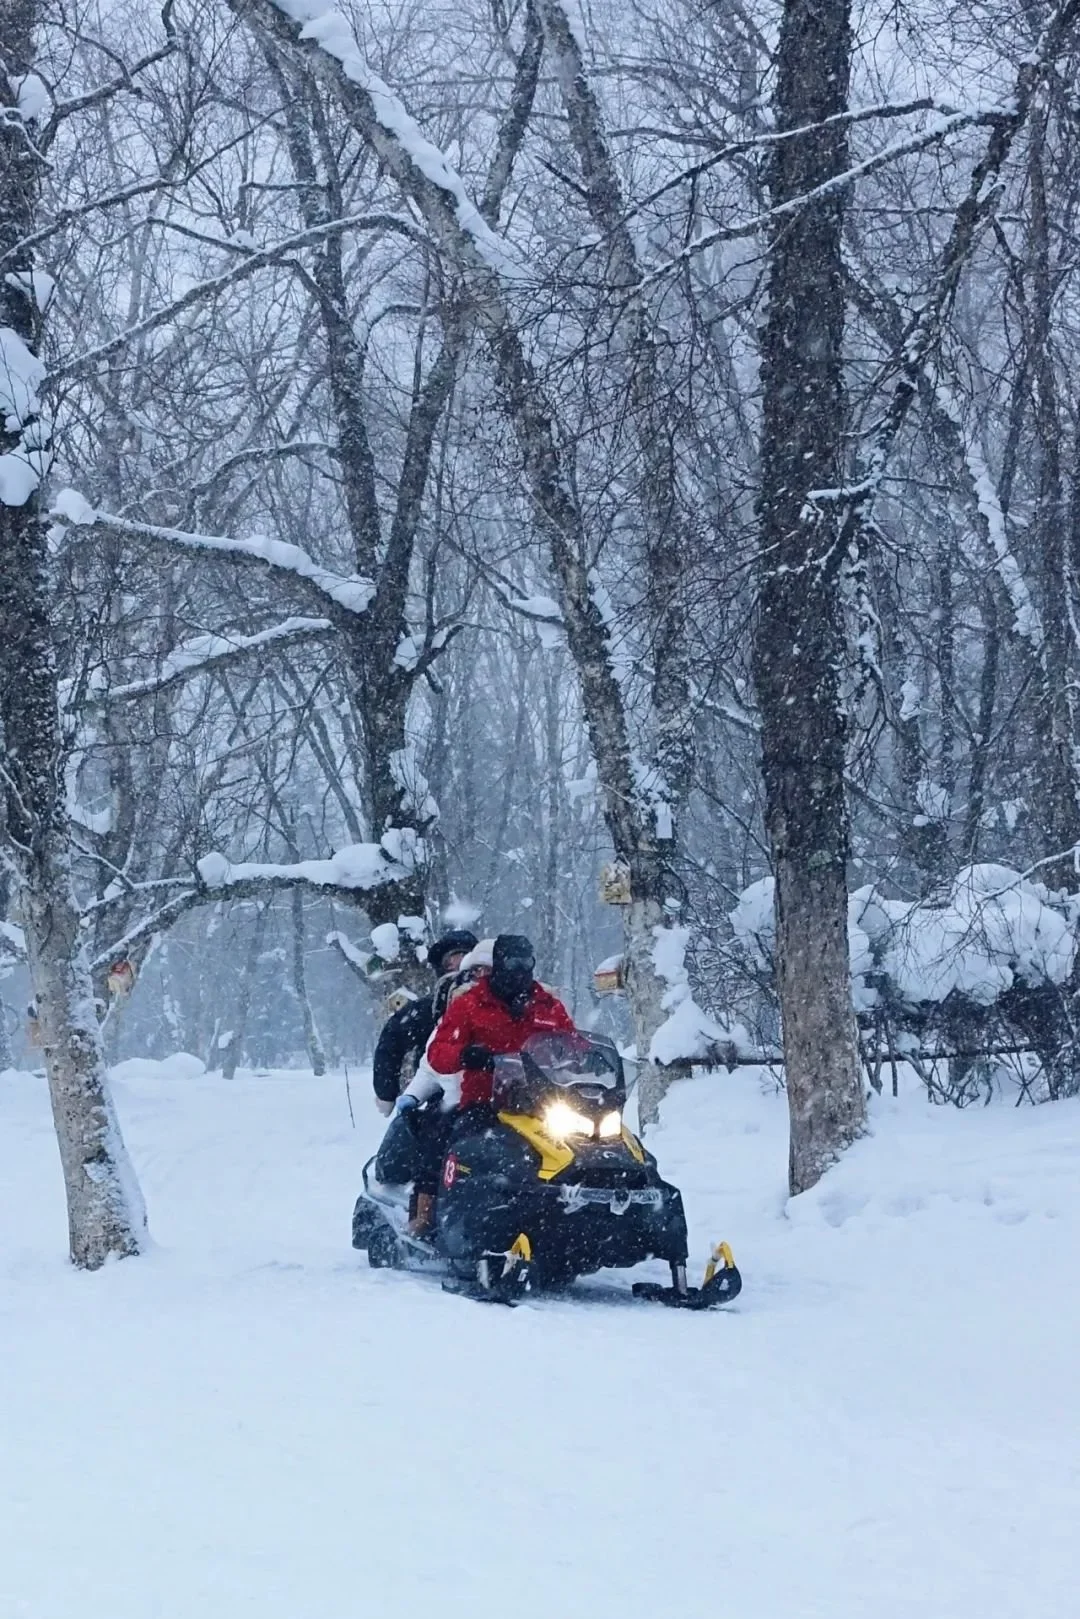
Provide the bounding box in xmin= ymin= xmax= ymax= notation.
xmin=428 ymin=929 xmax=479 ymax=976
xmin=490 ymin=934 xmax=536 ymax=1016
xmin=492 ymin=934 xmax=535 ymax=975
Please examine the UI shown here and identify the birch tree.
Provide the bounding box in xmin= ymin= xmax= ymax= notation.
xmin=0 ymin=0 xmax=145 ymax=1266
xmin=533 ymin=0 xmax=698 ymax=1123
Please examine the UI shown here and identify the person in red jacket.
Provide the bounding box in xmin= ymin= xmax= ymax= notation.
xmin=429 ymin=934 xmax=574 ymax=1105
xmin=394 ymin=934 xmax=574 ymax=1233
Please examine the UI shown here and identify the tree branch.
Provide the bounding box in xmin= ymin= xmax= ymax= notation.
xmin=47 ymin=211 xmax=433 ymax=383
xmin=61 ymin=507 xmax=375 ymax=619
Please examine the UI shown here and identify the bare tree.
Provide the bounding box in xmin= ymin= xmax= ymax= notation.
xmin=221 ymin=0 xmax=708 ymax=1126
xmin=533 ymin=0 xmax=699 ymax=1123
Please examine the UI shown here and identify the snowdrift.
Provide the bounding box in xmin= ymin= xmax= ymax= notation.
xmin=3 ymin=1059 xmax=1079 ymax=1617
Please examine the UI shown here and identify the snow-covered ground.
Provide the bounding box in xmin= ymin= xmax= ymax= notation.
xmin=3 ymin=1059 xmax=1079 ymax=1618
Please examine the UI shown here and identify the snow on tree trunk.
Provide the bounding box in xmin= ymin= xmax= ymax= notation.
xmin=0 ymin=5 xmax=146 ymax=1266
xmin=23 ymin=875 xmax=146 ymax=1264
xmin=754 ymin=0 xmax=865 ymax=1194
xmin=626 ymin=895 xmax=670 ymax=1129
xmin=0 ymin=1001 xmax=12 ymax=1072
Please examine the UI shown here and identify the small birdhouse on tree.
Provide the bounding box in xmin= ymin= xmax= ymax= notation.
xmin=599 ymin=860 xmax=631 ymax=906
xmin=384 ymin=986 xmax=418 ymax=1017
xmin=106 ymin=959 xmax=136 ymax=999
xmin=592 ymin=954 xmax=625 ymax=995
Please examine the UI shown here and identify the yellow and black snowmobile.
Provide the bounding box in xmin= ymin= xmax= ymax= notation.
xmin=352 ymin=1031 xmax=741 ymax=1308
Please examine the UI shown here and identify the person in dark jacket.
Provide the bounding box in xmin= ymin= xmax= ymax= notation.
xmin=371 ymin=929 xmax=478 ymax=1114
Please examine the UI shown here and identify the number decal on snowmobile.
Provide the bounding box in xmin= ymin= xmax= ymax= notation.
xmin=443 ymin=1155 xmax=457 ymax=1189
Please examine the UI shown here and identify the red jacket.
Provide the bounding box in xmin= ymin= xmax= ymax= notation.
xmin=426 ymin=977 xmax=575 ymax=1108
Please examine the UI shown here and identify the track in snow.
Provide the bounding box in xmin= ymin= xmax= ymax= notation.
xmin=3 ymin=1059 xmax=1079 ymax=1619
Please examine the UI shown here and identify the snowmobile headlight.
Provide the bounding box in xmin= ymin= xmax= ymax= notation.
xmin=598 ymin=1110 xmax=622 ymax=1139
xmin=544 ymin=1100 xmax=594 ymax=1140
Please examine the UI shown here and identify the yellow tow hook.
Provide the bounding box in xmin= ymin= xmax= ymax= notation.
xmin=703 ymin=1240 xmax=735 ymax=1287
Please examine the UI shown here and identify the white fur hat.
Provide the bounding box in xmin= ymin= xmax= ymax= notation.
xmin=459 ymin=937 xmax=495 ymax=971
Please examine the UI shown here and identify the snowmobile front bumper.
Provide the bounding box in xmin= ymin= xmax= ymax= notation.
xmin=436 ymin=1167 xmax=690 ymax=1279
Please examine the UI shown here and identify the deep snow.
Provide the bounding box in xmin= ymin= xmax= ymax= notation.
xmin=3 ymin=1060 xmax=1080 ymax=1618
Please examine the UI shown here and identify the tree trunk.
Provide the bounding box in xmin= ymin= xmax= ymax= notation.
xmin=0 ymin=4 xmax=145 ymax=1266
xmin=21 ymin=872 xmax=146 ymax=1263
xmin=934 ymin=531 xmax=956 ymax=856
xmin=274 ymin=72 xmax=438 ymax=957
xmin=964 ymin=584 xmax=1001 ymax=861
xmin=537 ymin=656 xmax=562 ymax=976
xmin=537 ymin=0 xmax=696 ymax=1120
xmin=0 ymin=869 xmax=14 ymax=1069
xmin=290 ymin=887 xmax=326 ymax=1075
xmin=753 ymin=0 xmax=865 ymax=1194
xmin=1028 ymin=104 xmax=1080 ymax=888
xmin=626 ymin=894 xmax=672 ymax=1128
xmin=221 ymin=906 xmax=268 ymax=1081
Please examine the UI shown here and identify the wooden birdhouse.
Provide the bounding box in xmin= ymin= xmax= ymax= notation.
xmin=599 ymin=860 xmax=631 ymax=906
xmin=593 ymin=954 xmax=625 ymax=995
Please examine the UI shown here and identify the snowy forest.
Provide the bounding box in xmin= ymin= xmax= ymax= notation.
xmin=7 ymin=3 xmax=1080 ymax=1613
xmin=6 ymin=0 xmax=1080 ymax=1264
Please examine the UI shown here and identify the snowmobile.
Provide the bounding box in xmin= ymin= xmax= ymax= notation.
xmin=351 ymin=1030 xmax=741 ymax=1308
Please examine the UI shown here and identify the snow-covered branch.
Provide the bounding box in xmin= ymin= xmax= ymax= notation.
xmin=88 ymin=891 xmax=203 ymax=973
xmin=326 ymin=927 xmax=373 ymax=981
xmin=86 ymin=835 xmax=429 ymax=970
xmin=227 ymin=0 xmax=647 ymax=870
xmin=648 ymin=925 xmax=753 ymax=1068
xmin=56 ymin=497 xmax=375 ymax=617
xmin=2 ymin=166 xmax=253 ymax=266
xmin=731 ymin=866 xmax=1078 ymax=1013
xmin=849 ymin=0 xmax=1080 ymax=510
xmin=623 ymin=97 xmax=986 ymax=230
xmin=944 ymin=398 xmax=1044 ymax=649
xmin=537 ymin=0 xmax=695 ymax=824
xmin=81 ymin=619 xmax=334 ymax=708
xmin=186 ymin=441 xmax=336 ymax=504
xmin=490 ymin=573 xmax=565 ymax=645
xmin=195 ymin=832 xmax=425 ymax=901
xmin=228 ymin=0 xmax=524 ymax=283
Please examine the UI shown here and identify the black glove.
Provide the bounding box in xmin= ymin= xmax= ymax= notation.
xmin=461 ymin=1043 xmax=494 ymax=1071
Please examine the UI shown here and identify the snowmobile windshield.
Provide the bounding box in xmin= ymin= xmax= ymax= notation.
xmin=492 ymin=1032 xmax=625 ymax=1113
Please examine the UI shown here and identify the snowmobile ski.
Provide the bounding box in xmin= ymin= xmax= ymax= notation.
xmin=441 ymin=1233 xmax=533 ymax=1307
xmin=632 ymin=1242 xmax=742 ymax=1310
